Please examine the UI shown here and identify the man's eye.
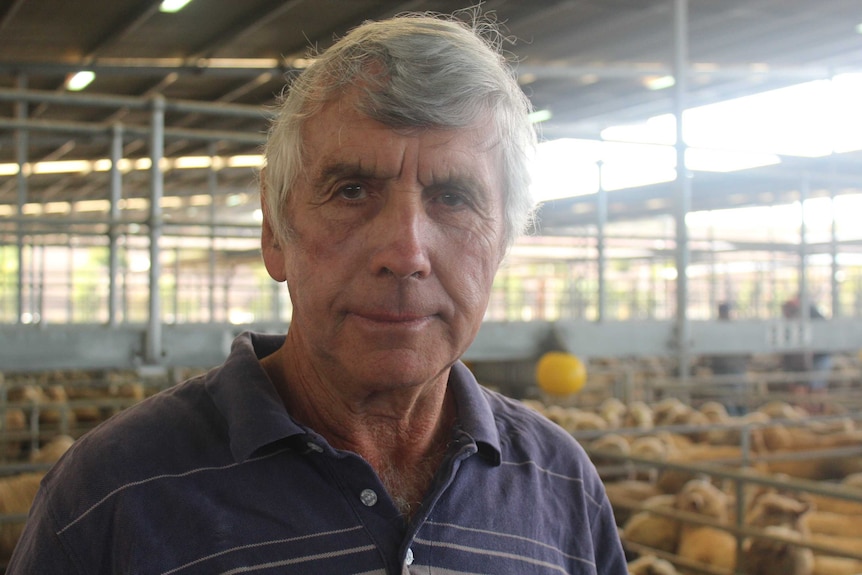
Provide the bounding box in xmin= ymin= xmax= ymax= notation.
xmin=338 ymin=184 xmax=366 ymax=200
xmin=439 ymin=192 xmax=467 ymax=207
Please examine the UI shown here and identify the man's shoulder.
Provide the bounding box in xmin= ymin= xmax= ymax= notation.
xmin=80 ymin=373 xmax=219 ymax=450
xmin=32 ymin=373 xmax=240 ymax=541
xmin=43 ymin=374 xmax=226 ymax=499
xmin=480 ymin=387 xmax=587 ymax=454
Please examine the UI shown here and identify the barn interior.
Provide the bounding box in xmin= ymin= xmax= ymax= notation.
xmin=2 ymin=1 xmax=862 ymax=572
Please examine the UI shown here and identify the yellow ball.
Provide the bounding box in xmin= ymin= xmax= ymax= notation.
xmin=535 ymin=351 xmax=587 ymax=396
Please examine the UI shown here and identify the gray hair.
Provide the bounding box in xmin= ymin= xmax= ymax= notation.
xmin=262 ymin=11 xmax=537 ymax=250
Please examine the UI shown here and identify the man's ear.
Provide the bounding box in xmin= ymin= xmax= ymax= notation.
xmin=259 ymin=170 xmax=287 ymax=282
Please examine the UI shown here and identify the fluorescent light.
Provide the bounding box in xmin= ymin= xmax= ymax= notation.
xmin=189 ymin=194 xmax=212 ymax=206
xmin=0 ymin=163 xmax=19 ymax=176
xmin=528 ymin=109 xmax=553 ymax=124
xmin=160 ymin=0 xmax=193 ymax=12
xmin=75 ymin=199 xmax=110 ymax=213
xmin=120 ymin=198 xmax=149 ymax=211
xmin=44 ymin=202 xmax=72 ymax=214
xmin=225 ymin=155 xmax=264 ymax=168
xmin=645 ymin=75 xmax=676 ymax=91
xmin=856 ymin=22 xmax=862 ymax=34
xmin=0 ymin=153 xmax=262 ymax=179
xmin=173 ymin=155 xmax=212 ymax=169
xmin=135 ymin=158 xmax=153 ymax=170
xmin=92 ymin=159 xmax=113 ymax=171
xmin=205 ymin=58 xmax=279 ymax=69
xmin=291 ymin=57 xmax=315 ymax=69
xmin=66 ymin=71 xmax=95 ymax=91
xmin=32 ymin=160 xmax=91 ymax=174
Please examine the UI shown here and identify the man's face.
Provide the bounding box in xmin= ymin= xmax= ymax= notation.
xmin=262 ymin=92 xmax=507 ymax=391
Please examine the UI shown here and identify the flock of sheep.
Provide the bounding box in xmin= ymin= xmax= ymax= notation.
xmin=523 ymin=396 xmax=862 ymax=575
xmin=0 ymin=370 xmax=158 ymax=563
xmin=0 ymin=434 xmax=73 ymax=561
xmin=2 ymin=369 xmax=862 ymax=573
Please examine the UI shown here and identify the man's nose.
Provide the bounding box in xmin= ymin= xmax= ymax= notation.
xmin=368 ymin=191 xmax=432 ymax=280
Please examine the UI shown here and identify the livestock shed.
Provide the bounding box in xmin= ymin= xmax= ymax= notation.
xmin=1 ymin=0 xmax=862 ymax=573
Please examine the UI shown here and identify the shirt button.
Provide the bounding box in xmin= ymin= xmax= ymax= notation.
xmin=360 ymin=488 xmax=378 ymax=507
xmin=306 ymin=442 xmax=323 ymax=453
xmin=405 ymin=547 xmax=414 ymax=566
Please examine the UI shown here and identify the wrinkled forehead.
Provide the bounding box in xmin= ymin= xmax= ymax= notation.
xmin=303 ymin=88 xmax=503 ymax=163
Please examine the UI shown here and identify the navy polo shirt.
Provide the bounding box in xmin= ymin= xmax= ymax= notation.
xmin=8 ymin=332 xmax=627 ymax=574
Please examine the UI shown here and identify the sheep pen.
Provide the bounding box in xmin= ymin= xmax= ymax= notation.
xmin=523 ymin=394 xmax=862 ymax=575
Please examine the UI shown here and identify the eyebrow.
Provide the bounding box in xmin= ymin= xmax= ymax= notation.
xmin=305 ymin=161 xmax=375 ymax=201
xmin=312 ymin=159 xmax=493 ymax=205
xmin=316 ymin=161 xmax=377 ymax=183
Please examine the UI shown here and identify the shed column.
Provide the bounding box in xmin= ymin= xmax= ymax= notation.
xmin=145 ymin=95 xmax=165 ymax=364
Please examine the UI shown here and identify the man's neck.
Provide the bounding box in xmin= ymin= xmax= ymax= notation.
xmin=260 ymin=346 xmax=457 ymax=518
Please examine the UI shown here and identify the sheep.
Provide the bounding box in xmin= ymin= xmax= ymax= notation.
xmin=629 ymin=435 xmax=670 ymax=460
xmin=806 ymin=416 xmax=856 ymax=435
xmin=806 ymin=532 xmax=862 ymax=557
xmin=621 ymin=494 xmax=681 ymax=553
xmin=841 ymin=472 xmax=862 ymax=488
xmin=2 ymin=408 xmax=26 ymax=459
xmin=676 ymin=524 xmax=736 ymax=572
xmin=2 ymin=408 xmax=26 ymax=433
xmin=656 ymin=443 xmax=744 ymax=494
xmin=652 ymin=431 xmax=692 ymax=452
xmin=629 ymin=435 xmax=673 ymax=483
xmin=520 ymin=399 xmax=546 ymax=414
xmin=589 ymin=433 xmax=630 ymax=455
xmin=8 ymin=384 xmax=75 ymax=428
xmin=674 ymin=478 xmax=737 ymax=571
xmin=598 ymin=397 xmax=628 ymax=428
xmin=0 ymin=433 xmax=73 ymax=559
xmin=761 ymin=423 xmax=862 ymax=453
xmin=29 ymin=434 xmax=74 ymax=465
xmin=624 ymin=401 xmax=655 ymax=430
xmin=604 ymin=479 xmax=663 ymax=524
xmin=0 ymin=472 xmax=45 ymax=560
xmin=675 ymin=478 xmax=730 ymax=521
xmin=805 ymin=486 xmax=862 ymax=516
xmin=742 ymin=525 xmax=814 ymax=575
xmin=541 ymin=404 xmax=567 ymax=425
xmin=740 ymin=489 xmax=862 ymax=574
xmin=698 ymin=401 xmax=730 ymax=423
xmin=800 ymin=509 xmax=862 ymax=538
xmin=758 ymin=401 xmax=808 ymax=421
xmin=541 ymin=405 xmax=609 ymax=434
xmin=764 ymin=453 xmax=847 ymax=482
xmin=745 ymin=491 xmax=812 ymax=532
xmin=565 ymin=410 xmax=609 ymax=432
xmin=698 ymin=401 xmax=742 ymax=445
xmin=627 ymin=554 xmax=679 ymax=575
xmin=587 ymin=433 xmax=632 ymax=474
xmin=812 ymin=555 xmax=862 ymax=575
xmin=739 ymin=410 xmax=771 ymax=427
xmin=652 ymin=398 xmax=692 ymax=427
xmin=805 ymin=494 xmax=862 ymax=516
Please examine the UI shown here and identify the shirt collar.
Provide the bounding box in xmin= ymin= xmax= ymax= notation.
xmin=209 ymin=332 xmax=502 ymax=465
xmin=205 ymin=331 xmax=306 ymax=462
xmin=447 ymin=361 xmax=502 ymax=466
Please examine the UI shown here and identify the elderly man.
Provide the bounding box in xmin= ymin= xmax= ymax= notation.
xmin=9 ymin=12 xmax=627 ymax=575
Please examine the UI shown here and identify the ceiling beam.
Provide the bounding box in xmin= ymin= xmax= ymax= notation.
xmin=184 ymin=0 xmax=306 ymax=62
xmin=83 ymin=0 xmax=164 ymax=61
xmin=0 ymin=0 xmax=27 ymax=32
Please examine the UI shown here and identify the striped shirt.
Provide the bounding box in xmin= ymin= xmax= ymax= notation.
xmin=8 ymin=332 xmax=627 ymax=574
